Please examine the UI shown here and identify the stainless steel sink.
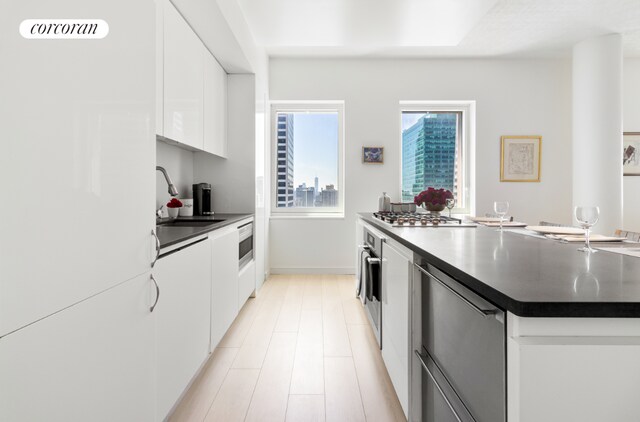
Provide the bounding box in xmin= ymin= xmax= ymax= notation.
xmin=158 ymin=219 xmax=225 ymax=227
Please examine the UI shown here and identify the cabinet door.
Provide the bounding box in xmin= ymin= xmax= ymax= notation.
xmin=0 ymin=273 xmax=155 ymax=422
xmin=210 ymin=227 xmax=239 ymax=350
xmin=154 ymin=239 xmax=211 ymax=420
xmin=238 ymin=260 xmax=256 ymax=310
xmin=0 ymin=0 xmax=155 ymax=337
xmin=382 ymin=239 xmax=411 ymax=418
xmin=203 ymin=51 xmax=228 ymax=157
xmin=163 ymin=1 xmax=204 ymax=149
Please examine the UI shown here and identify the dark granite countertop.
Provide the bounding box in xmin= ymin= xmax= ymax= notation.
xmin=359 ymin=213 xmax=640 ymax=318
xmin=156 ymin=214 xmax=253 ymax=249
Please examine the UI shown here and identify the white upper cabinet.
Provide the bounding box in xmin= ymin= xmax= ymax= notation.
xmin=204 ymin=52 xmax=228 ymax=158
xmin=163 ymin=1 xmax=204 ymax=149
xmin=0 ymin=0 xmax=155 ymax=337
xmin=0 ymin=273 xmax=155 ymax=422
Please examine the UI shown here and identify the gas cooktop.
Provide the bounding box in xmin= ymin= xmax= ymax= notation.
xmin=372 ymin=212 xmax=476 ymax=228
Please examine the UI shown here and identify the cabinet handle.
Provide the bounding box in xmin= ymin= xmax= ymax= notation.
xmin=415 ymin=350 xmax=465 ymax=422
xmin=151 ymin=229 xmax=160 ymax=268
xmin=150 ymin=274 xmax=160 ymax=312
xmin=414 ymin=264 xmax=497 ymax=317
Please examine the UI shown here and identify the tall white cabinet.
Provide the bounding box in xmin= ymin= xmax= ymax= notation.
xmin=0 ymin=1 xmax=155 ymax=337
xmin=0 ymin=0 xmax=156 ymax=419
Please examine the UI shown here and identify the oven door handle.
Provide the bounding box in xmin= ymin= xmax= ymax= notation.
xmin=366 ymin=257 xmax=380 ymax=301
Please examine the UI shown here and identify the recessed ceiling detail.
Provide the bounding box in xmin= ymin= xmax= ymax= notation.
xmin=237 ymin=0 xmax=640 ymax=58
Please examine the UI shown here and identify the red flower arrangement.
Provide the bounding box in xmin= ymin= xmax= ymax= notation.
xmin=166 ymin=198 xmax=183 ymax=208
xmin=414 ymin=187 xmax=453 ymax=207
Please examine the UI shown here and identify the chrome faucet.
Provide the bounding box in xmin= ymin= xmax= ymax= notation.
xmin=156 ymin=166 xmax=179 ymax=197
xmin=156 ymin=166 xmax=178 ymax=223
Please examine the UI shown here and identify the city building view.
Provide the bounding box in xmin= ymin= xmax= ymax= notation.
xmin=401 ymin=112 xmax=460 ymax=202
xmin=276 ymin=113 xmax=295 ymax=207
xmin=277 ymin=112 xmax=339 ymax=208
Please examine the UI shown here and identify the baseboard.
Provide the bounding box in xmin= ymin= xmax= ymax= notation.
xmin=270 ymin=267 xmax=355 ymax=275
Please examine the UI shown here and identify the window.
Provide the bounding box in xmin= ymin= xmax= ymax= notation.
xmin=271 ymin=102 xmax=344 ymax=216
xmin=400 ymin=102 xmax=474 ymax=214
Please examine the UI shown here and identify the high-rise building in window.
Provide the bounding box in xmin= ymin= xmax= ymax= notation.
xmin=319 ymin=184 xmax=338 ymax=207
xmin=295 ymin=184 xmax=315 ymax=207
xmin=402 ymin=113 xmax=459 ymax=201
xmin=314 ymin=176 xmax=319 ymax=199
xmin=276 ymin=113 xmax=294 ymax=207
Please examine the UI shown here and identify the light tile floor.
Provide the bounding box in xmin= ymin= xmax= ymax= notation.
xmin=169 ymin=274 xmax=406 ymax=422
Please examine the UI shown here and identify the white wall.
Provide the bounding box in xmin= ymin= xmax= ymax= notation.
xmin=624 ymin=59 xmax=640 ymax=232
xmin=156 ymin=140 xmax=194 ymax=212
xmin=269 ymin=58 xmax=573 ymax=273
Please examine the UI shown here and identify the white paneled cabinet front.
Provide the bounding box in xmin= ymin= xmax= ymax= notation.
xmin=381 ymin=238 xmax=412 ymax=419
xmin=238 ymin=260 xmax=256 ymax=310
xmin=210 ymin=226 xmax=239 ymax=350
xmin=163 ymin=1 xmax=204 ymax=149
xmin=204 ymin=52 xmax=228 ymax=157
xmin=0 ymin=0 xmax=155 ymax=337
xmin=153 ymin=239 xmax=211 ymax=420
xmin=0 ymin=274 xmax=155 ymax=422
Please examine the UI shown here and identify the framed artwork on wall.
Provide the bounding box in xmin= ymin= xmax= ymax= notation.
xmin=623 ymin=132 xmax=640 ymax=176
xmin=363 ymin=146 xmax=384 ymax=164
xmin=500 ymin=135 xmax=542 ymax=182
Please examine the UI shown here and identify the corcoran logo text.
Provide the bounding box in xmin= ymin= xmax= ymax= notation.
xmin=20 ymin=19 xmax=109 ymax=39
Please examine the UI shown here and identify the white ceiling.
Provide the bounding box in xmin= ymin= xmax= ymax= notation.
xmin=236 ymin=0 xmax=640 ymax=58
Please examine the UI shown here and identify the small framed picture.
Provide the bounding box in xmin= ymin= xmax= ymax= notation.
xmin=500 ymin=136 xmax=542 ymax=182
xmin=363 ymin=147 xmax=384 ymax=164
xmin=623 ymin=132 xmax=640 ymax=176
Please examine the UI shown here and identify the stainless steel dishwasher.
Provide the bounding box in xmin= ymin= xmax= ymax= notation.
xmin=415 ymin=263 xmax=505 ymax=422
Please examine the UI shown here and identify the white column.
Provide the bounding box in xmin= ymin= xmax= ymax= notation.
xmin=572 ymin=34 xmax=623 ymax=235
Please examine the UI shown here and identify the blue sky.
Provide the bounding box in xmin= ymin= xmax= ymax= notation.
xmin=290 ymin=112 xmax=338 ymax=190
xmin=402 ymin=112 xmax=428 ymax=131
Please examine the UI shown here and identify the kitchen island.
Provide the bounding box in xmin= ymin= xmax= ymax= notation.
xmin=357 ymin=213 xmax=640 ymax=422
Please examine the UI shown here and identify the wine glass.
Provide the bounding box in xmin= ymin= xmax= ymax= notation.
xmin=494 ymin=201 xmax=509 ymax=232
xmin=446 ymin=198 xmax=456 ymax=218
xmin=574 ymin=206 xmax=600 ymax=253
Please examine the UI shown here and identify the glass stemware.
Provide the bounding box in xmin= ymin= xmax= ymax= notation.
xmin=446 ymin=198 xmax=456 ymax=218
xmin=494 ymin=201 xmax=509 ymax=232
xmin=574 ymin=206 xmax=600 ymax=253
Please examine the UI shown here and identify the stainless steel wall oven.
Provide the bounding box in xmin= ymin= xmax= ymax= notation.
xmin=361 ymin=226 xmax=384 ymax=348
xmin=238 ymin=222 xmax=253 ymax=269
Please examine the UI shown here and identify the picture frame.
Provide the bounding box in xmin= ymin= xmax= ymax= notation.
xmin=363 ymin=146 xmax=384 ymax=164
xmin=623 ymin=132 xmax=640 ymax=176
xmin=500 ymin=135 xmax=541 ymax=182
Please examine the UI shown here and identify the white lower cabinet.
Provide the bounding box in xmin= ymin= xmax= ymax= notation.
xmin=153 ymin=238 xmax=211 ymax=420
xmin=0 ymin=273 xmax=155 ymax=422
xmin=210 ymin=225 xmax=240 ymax=350
xmin=381 ymin=237 xmax=412 ymax=419
xmin=238 ymin=260 xmax=256 ymax=310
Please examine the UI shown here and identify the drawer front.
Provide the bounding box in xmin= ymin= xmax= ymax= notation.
xmin=417 ymin=349 xmax=475 ymax=422
xmin=419 ymin=264 xmax=505 ymax=422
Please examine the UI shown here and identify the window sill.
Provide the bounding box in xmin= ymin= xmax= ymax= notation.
xmin=270 ymin=213 xmax=345 ymax=220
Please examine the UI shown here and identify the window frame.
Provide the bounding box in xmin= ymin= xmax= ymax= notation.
xmin=270 ymin=101 xmax=345 ymax=218
xmin=399 ymin=101 xmax=476 ymax=216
